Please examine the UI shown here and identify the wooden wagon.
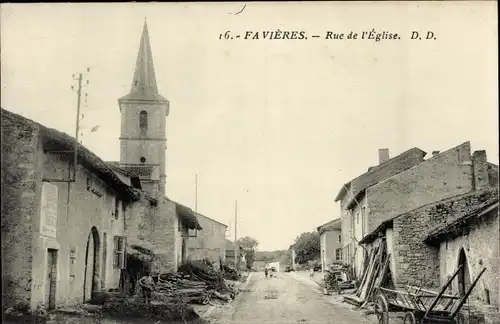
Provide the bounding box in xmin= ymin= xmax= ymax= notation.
xmin=374 ymin=265 xmax=487 ymax=324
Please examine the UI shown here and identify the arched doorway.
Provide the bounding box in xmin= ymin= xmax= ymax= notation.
xmin=457 ymin=248 xmax=471 ymax=297
xmin=83 ymin=227 xmax=101 ymax=302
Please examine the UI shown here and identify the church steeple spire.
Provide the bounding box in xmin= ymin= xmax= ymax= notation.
xmin=119 ymin=19 xmax=167 ymax=102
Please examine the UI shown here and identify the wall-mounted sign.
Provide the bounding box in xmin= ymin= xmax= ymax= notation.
xmin=40 ymin=182 xmax=58 ymax=238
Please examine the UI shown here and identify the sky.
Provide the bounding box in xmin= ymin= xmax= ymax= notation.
xmin=1 ymin=2 xmax=498 ymax=251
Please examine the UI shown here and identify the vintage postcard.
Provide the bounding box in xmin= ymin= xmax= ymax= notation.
xmin=1 ymin=2 xmax=498 ymax=324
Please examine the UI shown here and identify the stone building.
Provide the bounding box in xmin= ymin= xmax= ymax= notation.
xmin=1 ymin=107 xmax=201 ymax=311
xmin=1 ymin=21 xmax=205 ymax=312
xmin=186 ymin=213 xmax=228 ymax=268
xmin=125 ymin=194 xmax=202 ymax=273
xmin=425 ymin=199 xmax=499 ymax=321
xmin=1 ymin=108 xmax=140 ymax=310
xmin=335 ymin=147 xmax=427 ymax=277
xmin=335 ymin=142 xmax=498 ymax=279
xmin=360 ymin=188 xmax=499 ymax=322
xmin=316 ymin=218 xmax=342 ymax=272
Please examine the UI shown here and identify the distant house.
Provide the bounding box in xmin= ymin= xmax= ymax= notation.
xmin=317 ymin=218 xmax=342 ymax=272
xmin=266 ymin=261 xmax=281 ymax=272
xmin=186 ymin=213 xmax=227 ymax=269
xmin=253 ymin=260 xmax=267 ymax=271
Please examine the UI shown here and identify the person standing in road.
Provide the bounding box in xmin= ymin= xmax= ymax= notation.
xmin=309 ymin=267 xmax=315 ymax=278
xmin=264 ymin=267 xmax=269 ymax=279
xmin=138 ymin=271 xmax=155 ymax=304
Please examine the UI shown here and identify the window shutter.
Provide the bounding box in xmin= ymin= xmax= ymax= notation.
xmin=122 ymin=237 xmax=127 ymax=269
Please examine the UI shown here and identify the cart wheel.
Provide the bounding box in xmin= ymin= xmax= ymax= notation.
xmin=403 ymin=312 xmax=416 ymax=324
xmin=374 ymin=295 xmax=389 ymax=324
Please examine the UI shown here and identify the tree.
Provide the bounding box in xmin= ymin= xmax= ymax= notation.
xmin=236 ymin=236 xmax=259 ymax=250
xmin=236 ymin=236 xmax=259 ymax=270
xmin=291 ymin=231 xmax=320 ymax=264
xmin=245 ymin=249 xmax=255 ymax=271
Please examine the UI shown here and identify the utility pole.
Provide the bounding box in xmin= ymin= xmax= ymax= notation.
xmin=70 ymin=68 xmax=91 ymax=181
xmin=234 ymin=200 xmax=238 ymax=242
xmin=195 ymin=174 xmax=198 ymax=212
xmin=73 ymin=73 xmax=83 ymax=179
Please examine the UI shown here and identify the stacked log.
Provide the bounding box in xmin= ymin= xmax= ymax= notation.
xmin=153 ymin=259 xmax=239 ymax=305
xmin=222 ymin=264 xmax=241 ymax=281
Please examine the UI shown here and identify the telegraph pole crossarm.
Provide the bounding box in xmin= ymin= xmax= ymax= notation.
xmin=70 ymin=67 xmax=92 ymax=181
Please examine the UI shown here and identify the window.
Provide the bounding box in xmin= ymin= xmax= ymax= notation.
xmin=113 ymin=236 xmax=126 ymax=269
xmin=140 ymin=157 xmax=146 ymax=163
xmin=139 ymin=110 xmax=148 ymax=133
xmin=343 ymin=246 xmax=349 ymax=262
xmin=338 ymin=234 xmax=341 ymax=243
xmin=335 ymin=248 xmax=342 ymax=261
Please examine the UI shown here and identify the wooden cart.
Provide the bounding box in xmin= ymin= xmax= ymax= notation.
xmin=374 ymin=265 xmax=487 ymax=324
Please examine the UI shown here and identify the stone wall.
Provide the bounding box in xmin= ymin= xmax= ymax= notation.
xmin=391 ymin=189 xmax=498 ymax=289
xmin=346 ymin=147 xmax=427 ymax=207
xmin=32 ymin=154 xmax=128 ymax=308
xmin=320 ymin=229 xmax=342 ymax=272
xmin=127 ymin=194 xmax=178 ymax=272
xmin=1 ymin=109 xmax=42 ymax=310
xmin=439 ymin=207 xmax=499 ymax=309
xmin=367 ymin=142 xmax=475 ymax=233
xmin=340 ymin=197 xmax=355 ymax=264
xmin=339 ymin=147 xmax=426 ymax=265
xmin=488 ymin=164 xmax=499 ymax=188
xmin=119 ymin=101 xmax=168 ymax=195
xmin=186 ymin=214 xmax=227 ymax=264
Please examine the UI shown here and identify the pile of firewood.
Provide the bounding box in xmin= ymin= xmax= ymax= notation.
xmin=153 ymin=260 xmax=238 ymax=305
xmin=154 ymin=273 xmax=210 ymax=304
xmin=222 ymin=264 xmax=241 ymax=281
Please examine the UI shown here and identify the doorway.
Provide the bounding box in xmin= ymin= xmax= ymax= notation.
xmin=45 ymin=249 xmax=58 ymax=310
xmin=457 ymin=248 xmax=471 ymax=296
xmin=181 ymin=238 xmax=187 ymax=264
xmin=83 ymin=227 xmax=101 ymax=302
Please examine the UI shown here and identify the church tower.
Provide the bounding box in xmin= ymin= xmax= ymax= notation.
xmin=118 ymin=20 xmax=169 ymax=196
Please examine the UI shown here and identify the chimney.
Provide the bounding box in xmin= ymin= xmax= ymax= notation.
xmin=378 ymin=149 xmax=390 ymax=164
xmin=432 ymin=151 xmax=440 ymax=157
xmin=472 ymin=150 xmax=489 ymax=190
